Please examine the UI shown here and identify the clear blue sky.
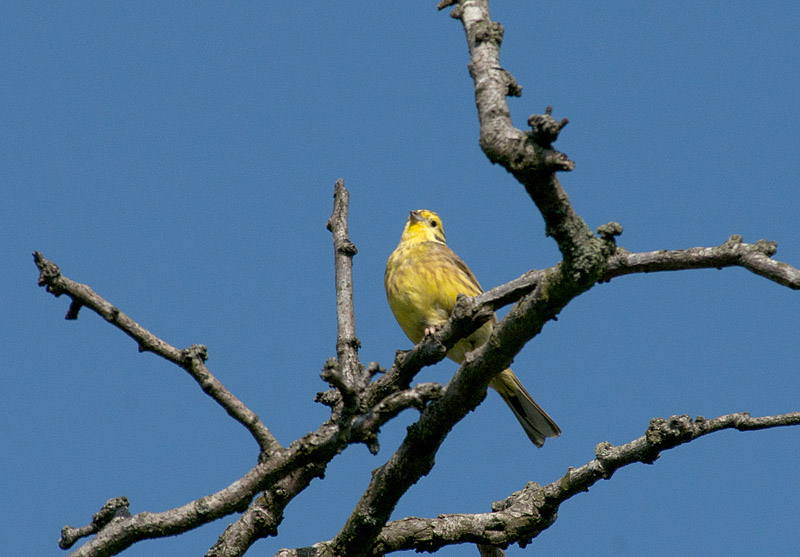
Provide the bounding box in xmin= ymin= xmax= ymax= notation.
xmin=4 ymin=3 xmax=799 ymax=556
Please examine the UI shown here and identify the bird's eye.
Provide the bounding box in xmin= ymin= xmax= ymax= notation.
xmin=430 ymin=220 xmax=438 ymax=228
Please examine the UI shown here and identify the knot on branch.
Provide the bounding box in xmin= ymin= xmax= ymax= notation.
xmin=597 ymin=222 xmax=623 ymax=242
xmin=754 ymin=238 xmax=778 ymax=256
xmin=363 ymin=432 xmax=380 ymax=455
xmin=489 ymin=481 xmax=551 ymax=547
xmin=320 ymin=358 xmax=346 ymax=389
xmin=491 ymin=481 xmax=545 ymax=513
xmin=593 ymin=442 xmax=616 ymax=479
xmin=181 ymin=344 xmax=209 ymax=364
xmin=452 ymin=292 xmax=493 ymax=323
xmin=320 ymin=358 xmax=359 ymax=413
xmin=493 ymin=66 xmax=522 ymax=97
xmin=417 ymin=332 xmax=449 ymax=363
xmin=597 ymin=222 xmax=624 ymax=254
xmin=723 ymin=234 xmax=778 ymax=265
xmin=644 ymin=415 xmax=695 ymax=462
xmin=314 ymin=389 xmax=340 ymax=408
xmin=474 ymin=20 xmax=504 ymax=45
xmin=33 ymin=251 xmax=65 ymax=295
xmin=250 ymin=504 xmax=280 ymax=537
xmin=594 ymin=441 xmax=614 ymax=459
xmin=366 ymin=361 xmax=385 ymax=378
xmin=408 ymin=382 xmax=444 ymax=409
xmin=337 ymin=240 xmax=358 ymax=257
xmin=336 ymin=337 xmax=362 ymax=354
xmin=723 ymin=234 xmax=744 ymax=248
xmin=527 ymin=107 xmax=569 ymax=149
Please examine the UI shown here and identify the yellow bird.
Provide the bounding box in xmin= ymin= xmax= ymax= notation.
xmin=385 ymin=209 xmax=560 ymax=447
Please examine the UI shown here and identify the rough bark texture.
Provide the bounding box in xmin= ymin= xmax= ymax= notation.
xmin=33 ymin=1 xmax=799 ymax=555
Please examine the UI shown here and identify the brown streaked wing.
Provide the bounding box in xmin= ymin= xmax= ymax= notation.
xmin=428 ymin=242 xmax=483 ymax=296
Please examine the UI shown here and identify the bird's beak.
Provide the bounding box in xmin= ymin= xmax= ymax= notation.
xmin=409 ymin=210 xmax=423 ymax=223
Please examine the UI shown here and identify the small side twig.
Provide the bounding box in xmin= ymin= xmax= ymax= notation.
xmin=352 ymin=383 xmax=443 ymax=445
xmin=59 ymin=497 xmax=131 ymax=549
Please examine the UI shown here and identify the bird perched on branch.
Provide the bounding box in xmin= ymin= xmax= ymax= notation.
xmin=384 ymin=209 xmax=560 ymax=447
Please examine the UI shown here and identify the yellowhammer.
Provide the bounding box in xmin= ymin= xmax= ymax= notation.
xmin=385 ymin=209 xmax=560 ymax=447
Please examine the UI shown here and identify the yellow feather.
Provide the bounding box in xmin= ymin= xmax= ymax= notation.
xmin=385 ymin=210 xmax=561 ymax=447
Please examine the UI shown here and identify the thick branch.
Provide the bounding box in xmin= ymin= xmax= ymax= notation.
xmin=282 ymin=412 xmax=800 ymax=555
xmin=451 ymin=0 xmax=597 ymax=271
xmin=32 ymin=251 xmax=279 ymax=454
xmin=331 ymin=226 xmax=800 ymax=556
xmin=46 ymin=228 xmax=798 ymax=556
xmin=331 ymin=266 xmax=574 ymax=556
xmin=323 ymin=11 xmax=615 ymax=549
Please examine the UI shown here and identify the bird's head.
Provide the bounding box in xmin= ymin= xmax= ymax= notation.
xmin=400 ymin=209 xmax=447 ymax=244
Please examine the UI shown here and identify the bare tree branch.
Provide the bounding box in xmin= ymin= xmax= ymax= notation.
xmin=209 ymin=181 xmax=377 ymax=555
xmin=351 ymin=383 xmax=443 ymax=440
xmin=324 ymin=2 xmax=800 ymax=555
xmin=58 ymin=452 xmax=298 ymax=556
xmin=59 ymin=497 xmax=131 ymax=550
xmin=326 ymin=179 xmax=367 ymax=399
xmin=34 ymin=239 xmax=362 ymax=555
xmin=329 ymin=268 xmax=560 ymax=556
xmin=207 ymin=461 xmax=328 ymax=557
xmin=55 ymin=399 xmax=385 ymax=557
xmin=373 ymin=412 xmax=800 ymax=552
xmin=32 ymin=251 xmax=280 ymax=454
xmin=34 ymin=2 xmax=800 ymax=555
xmin=606 ymin=235 xmax=800 ymax=289
xmin=280 ymin=412 xmax=800 ymax=556
xmin=42 ymin=180 xmax=473 ymax=556
xmin=329 ymin=278 xmax=566 ymax=555
xmin=40 ymin=196 xmax=799 ymax=557
xmin=450 ymin=0 xmax=592 ymax=269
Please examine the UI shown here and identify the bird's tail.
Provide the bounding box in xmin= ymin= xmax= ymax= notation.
xmin=490 ymin=368 xmax=561 ymax=447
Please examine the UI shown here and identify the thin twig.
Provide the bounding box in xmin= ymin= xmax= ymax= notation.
xmin=326 ymin=179 xmax=365 ymax=416
xmin=32 ymin=251 xmax=280 ymax=454
xmin=606 ymin=235 xmax=800 ymax=289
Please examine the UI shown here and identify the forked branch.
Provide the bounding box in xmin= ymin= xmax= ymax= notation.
xmin=281 ymin=412 xmax=800 ymax=555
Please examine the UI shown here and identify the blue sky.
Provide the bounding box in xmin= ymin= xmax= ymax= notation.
xmin=4 ymin=3 xmax=799 ymax=556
